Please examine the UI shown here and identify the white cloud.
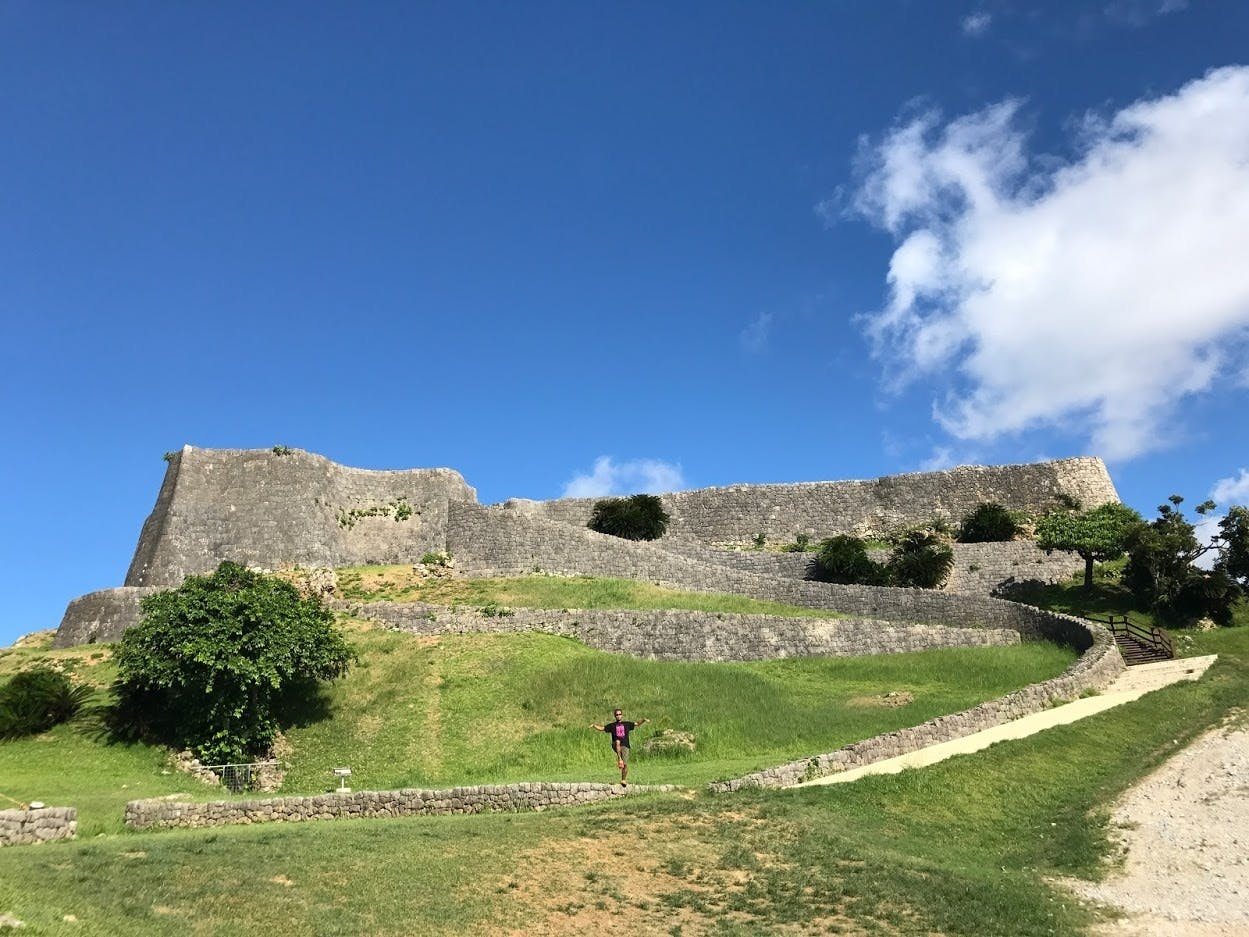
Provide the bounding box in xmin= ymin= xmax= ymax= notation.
xmin=1212 ymin=469 xmax=1249 ymax=506
xmin=740 ymin=312 xmax=774 ymax=353
xmin=961 ymin=12 xmax=992 ymax=37
xmin=562 ymin=457 xmax=685 ymax=498
xmin=851 ymin=66 xmax=1249 ymax=460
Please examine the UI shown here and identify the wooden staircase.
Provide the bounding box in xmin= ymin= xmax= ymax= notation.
xmin=1089 ymin=614 xmax=1174 ymax=666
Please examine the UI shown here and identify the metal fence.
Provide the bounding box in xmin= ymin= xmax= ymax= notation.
xmin=200 ymin=761 xmax=281 ymax=793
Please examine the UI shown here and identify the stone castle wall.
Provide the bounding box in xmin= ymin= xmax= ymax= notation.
xmin=56 ymin=449 xmax=1110 ymax=646
xmin=520 ymin=457 xmax=1118 ymax=542
xmin=126 ymin=447 xmax=476 ymax=587
xmin=346 ymin=602 xmax=1021 ymax=661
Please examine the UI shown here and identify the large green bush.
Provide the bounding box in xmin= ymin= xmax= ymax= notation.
xmin=587 ymin=494 xmax=670 ymax=541
xmin=957 ymin=502 xmax=1021 ymax=543
xmin=809 ymin=535 xmax=886 ymax=585
xmin=0 ymin=667 xmax=93 ymax=740
xmin=885 ymin=529 xmax=955 ymax=589
xmin=111 ymin=561 xmax=354 ymax=764
xmin=1036 ymin=502 xmax=1143 ymax=590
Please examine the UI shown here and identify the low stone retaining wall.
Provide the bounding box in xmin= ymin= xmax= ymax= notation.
xmin=125 ymin=782 xmax=675 ymax=831
xmin=709 ymin=608 xmax=1123 ymax=791
xmin=0 ymin=807 xmax=77 ymax=846
xmin=342 ymin=603 xmax=1020 ymax=662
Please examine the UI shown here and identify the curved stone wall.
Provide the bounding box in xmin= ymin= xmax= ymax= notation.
xmin=709 ymin=606 xmax=1123 ymax=791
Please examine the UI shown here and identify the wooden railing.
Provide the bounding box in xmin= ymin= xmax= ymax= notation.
xmin=1088 ymin=614 xmax=1174 ymax=660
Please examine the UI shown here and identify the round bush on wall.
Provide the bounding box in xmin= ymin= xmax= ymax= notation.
xmin=809 ymin=535 xmax=885 ymax=585
xmin=587 ymin=494 xmax=670 ymax=541
xmin=886 ymin=530 xmax=955 ymax=589
xmin=958 ymin=502 xmax=1021 ymax=543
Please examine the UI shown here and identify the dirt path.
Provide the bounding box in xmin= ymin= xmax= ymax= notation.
xmin=1067 ymin=717 xmax=1249 ymax=936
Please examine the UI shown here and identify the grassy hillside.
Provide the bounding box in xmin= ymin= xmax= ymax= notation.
xmin=335 ymin=567 xmax=843 ymax=617
xmin=0 ymin=615 xmax=1074 ymax=835
xmin=1 ymin=625 xmax=1245 ymax=936
xmin=279 ymin=620 xmax=1076 ymax=793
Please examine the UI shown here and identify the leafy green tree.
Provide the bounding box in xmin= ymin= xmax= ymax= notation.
xmin=957 ymin=502 xmax=1021 ymax=543
xmin=1036 ymin=502 xmax=1144 ymax=590
xmin=1125 ymin=496 xmax=1245 ymax=624
xmin=111 ymin=561 xmax=353 ymax=763
xmin=587 ymin=494 xmax=670 ymax=541
xmin=1216 ymin=505 xmax=1249 ymax=586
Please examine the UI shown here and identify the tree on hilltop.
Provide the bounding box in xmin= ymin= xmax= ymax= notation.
xmin=1036 ymin=502 xmax=1144 ymax=590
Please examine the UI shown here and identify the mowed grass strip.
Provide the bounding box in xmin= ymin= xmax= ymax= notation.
xmin=336 ymin=567 xmax=843 ymax=617
xmin=279 ymin=622 xmax=1075 ymax=792
xmin=3 ymin=627 xmax=1245 ymax=936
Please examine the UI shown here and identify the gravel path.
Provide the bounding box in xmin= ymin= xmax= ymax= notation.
xmin=1068 ymin=718 xmax=1249 ymax=936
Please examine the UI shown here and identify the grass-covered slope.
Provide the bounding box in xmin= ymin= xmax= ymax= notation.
xmin=279 ymin=621 xmax=1076 ymax=792
xmin=0 ymin=607 xmax=1074 ymax=834
xmin=335 ymin=566 xmax=843 ymax=617
xmin=2 ymin=626 xmax=1245 ymax=936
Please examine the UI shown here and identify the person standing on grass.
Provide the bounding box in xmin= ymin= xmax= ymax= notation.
xmin=590 ymin=708 xmax=649 ymax=787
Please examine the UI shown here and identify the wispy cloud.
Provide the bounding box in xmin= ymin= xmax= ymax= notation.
xmin=849 ymin=66 xmax=1249 ymax=461
xmin=1104 ymin=0 xmax=1188 ymax=28
xmin=1212 ymin=469 xmax=1249 ymax=506
xmin=562 ymin=456 xmax=685 ymax=498
xmin=961 ymin=12 xmax=992 ymax=37
xmin=739 ymin=312 xmax=774 ymax=353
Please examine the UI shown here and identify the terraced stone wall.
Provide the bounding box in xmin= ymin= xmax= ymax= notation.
xmin=709 ymin=607 xmax=1123 ymax=791
xmin=347 ymin=603 xmax=1021 ymax=661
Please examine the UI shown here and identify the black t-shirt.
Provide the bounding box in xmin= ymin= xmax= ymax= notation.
xmin=604 ymin=720 xmax=636 ymax=748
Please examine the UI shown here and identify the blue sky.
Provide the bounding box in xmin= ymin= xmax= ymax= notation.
xmin=3 ymin=1 xmax=1248 ymax=645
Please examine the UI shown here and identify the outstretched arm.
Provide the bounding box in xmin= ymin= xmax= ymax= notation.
xmin=589 ymin=724 xmax=603 ymax=732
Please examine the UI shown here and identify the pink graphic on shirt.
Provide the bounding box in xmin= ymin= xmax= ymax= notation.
xmin=615 ymin=725 xmax=626 ymax=738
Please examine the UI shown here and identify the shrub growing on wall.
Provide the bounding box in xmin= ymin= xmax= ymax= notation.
xmin=111 ymin=561 xmax=354 ymax=764
xmin=587 ymin=494 xmax=670 ymax=541
xmin=810 ymin=535 xmax=885 ymax=585
xmin=0 ymin=667 xmax=93 ymax=740
xmin=957 ymin=502 xmax=1021 ymax=543
xmin=885 ymin=529 xmax=955 ymax=589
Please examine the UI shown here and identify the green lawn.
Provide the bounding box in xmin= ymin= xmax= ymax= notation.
xmin=2 ymin=626 xmax=1245 ymax=936
xmin=278 ymin=623 xmax=1076 ymax=793
xmin=335 ymin=567 xmax=843 ymax=617
xmin=0 ymin=620 xmax=1073 ymax=836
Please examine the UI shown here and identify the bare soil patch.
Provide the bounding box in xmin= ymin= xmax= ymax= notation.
xmin=1064 ymin=716 xmax=1249 ymax=936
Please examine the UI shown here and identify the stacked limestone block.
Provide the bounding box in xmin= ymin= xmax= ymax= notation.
xmin=0 ymin=807 xmax=77 ymax=846
xmin=125 ymin=783 xmax=676 ymax=831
